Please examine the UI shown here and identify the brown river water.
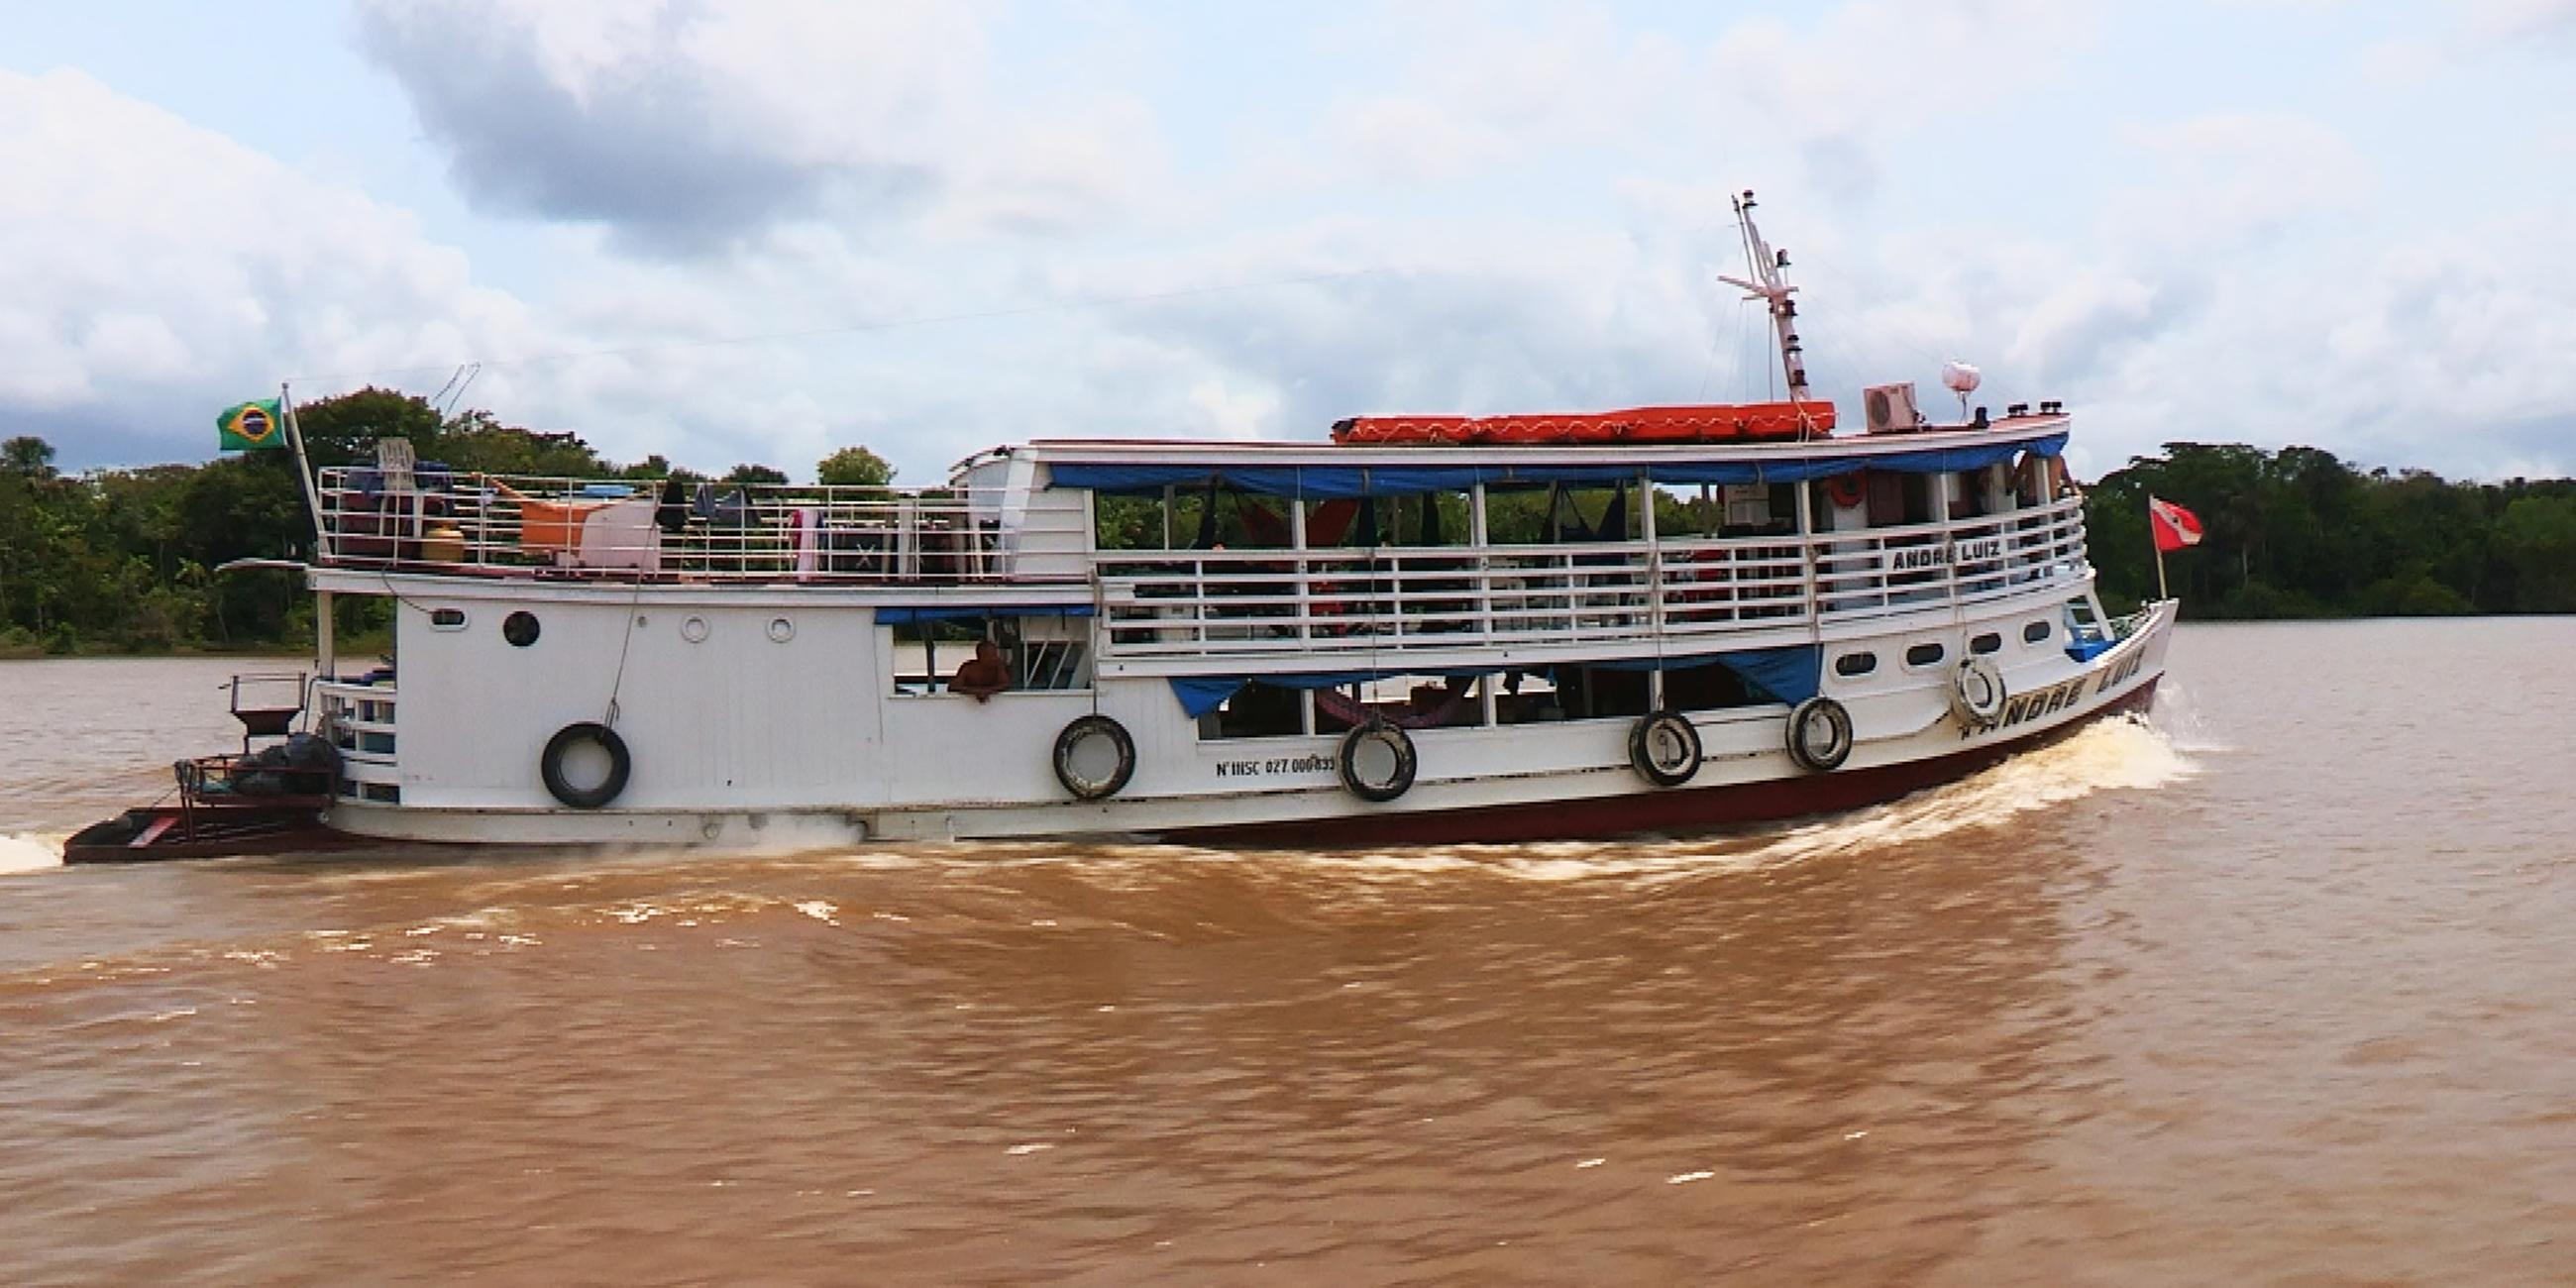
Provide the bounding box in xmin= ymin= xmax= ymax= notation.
xmin=1 ymin=620 xmax=2570 ymax=1285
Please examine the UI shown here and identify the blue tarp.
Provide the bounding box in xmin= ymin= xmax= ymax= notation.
xmin=874 ymin=604 xmax=1096 ymax=625
xmin=1169 ymin=664 xmax=1504 ymax=718
xmin=1580 ymin=645 xmax=1819 ymax=704
xmin=1163 ymin=644 xmax=1819 ymax=718
xmin=1050 ymin=434 xmax=2064 ymax=499
xmin=2065 ymin=636 xmax=2115 ymax=663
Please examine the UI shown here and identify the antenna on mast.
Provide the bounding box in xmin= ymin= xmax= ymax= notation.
xmin=1717 ymin=189 xmax=1812 ymax=426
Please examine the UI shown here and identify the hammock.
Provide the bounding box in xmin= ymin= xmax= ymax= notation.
xmin=1314 ymin=680 xmax=1477 ymax=730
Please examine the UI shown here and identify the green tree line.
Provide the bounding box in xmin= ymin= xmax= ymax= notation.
xmin=2087 ymin=443 xmax=2576 ymax=617
xmin=0 ymin=387 xmax=892 ymax=656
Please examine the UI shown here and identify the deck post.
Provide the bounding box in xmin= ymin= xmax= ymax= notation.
xmin=1291 ymin=497 xmax=1311 ymax=644
xmin=1639 ymin=471 xmax=1663 ymax=707
xmin=1793 ymin=474 xmax=1819 ymax=627
xmin=1469 ymin=483 xmax=1491 ymax=641
xmin=315 ymin=589 xmax=335 ymax=681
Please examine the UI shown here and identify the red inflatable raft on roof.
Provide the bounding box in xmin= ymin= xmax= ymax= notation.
xmin=1331 ymin=400 xmax=1834 ymax=445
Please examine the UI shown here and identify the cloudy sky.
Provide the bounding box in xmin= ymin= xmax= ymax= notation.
xmin=8 ymin=0 xmax=2573 ymax=483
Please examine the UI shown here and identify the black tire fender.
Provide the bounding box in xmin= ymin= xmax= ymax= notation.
xmin=1053 ymin=714 xmax=1136 ymax=801
xmin=541 ymin=722 xmax=631 ymax=809
xmin=1784 ymin=697 xmax=1854 ymax=773
xmin=1337 ymin=722 xmax=1417 ymax=803
xmin=1629 ymin=709 xmax=1702 ymax=788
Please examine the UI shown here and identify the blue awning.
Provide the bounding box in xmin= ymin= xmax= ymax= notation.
xmin=1051 ymin=434 xmax=2063 ymax=499
xmin=1574 ymin=645 xmax=1818 ymax=705
xmin=875 ymin=604 xmax=1095 ymax=625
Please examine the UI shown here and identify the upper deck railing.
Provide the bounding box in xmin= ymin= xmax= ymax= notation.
xmin=313 ymin=468 xmax=1083 ymax=584
xmin=1091 ymin=496 xmax=2089 ymax=663
xmin=312 ymin=465 xmax=2090 ymax=665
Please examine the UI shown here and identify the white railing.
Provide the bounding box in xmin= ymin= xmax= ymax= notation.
xmin=1094 ymin=496 xmax=2088 ymax=660
xmin=317 ymin=679 xmax=400 ymax=804
xmin=312 ymin=469 xmax=1085 ymax=584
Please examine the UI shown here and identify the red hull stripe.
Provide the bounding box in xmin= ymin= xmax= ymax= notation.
xmin=1167 ymin=680 xmax=2159 ymax=848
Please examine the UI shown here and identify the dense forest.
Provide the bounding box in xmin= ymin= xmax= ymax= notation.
xmin=2 ymin=385 xmax=2569 ymax=655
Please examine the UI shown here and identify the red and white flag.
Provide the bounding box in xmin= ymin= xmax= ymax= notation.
xmin=2148 ymin=495 xmax=2203 ymax=552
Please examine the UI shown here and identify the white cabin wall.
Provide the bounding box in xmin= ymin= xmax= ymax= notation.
xmin=393 ymin=598 xmax=886 ymax=810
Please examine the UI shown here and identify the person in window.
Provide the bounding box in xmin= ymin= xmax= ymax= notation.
xmin=951 ymin=639 xmax=1011 ymax=702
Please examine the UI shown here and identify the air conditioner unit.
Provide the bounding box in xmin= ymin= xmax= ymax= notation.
xmin=1863 ymin=382 xmax=1919 ymax=434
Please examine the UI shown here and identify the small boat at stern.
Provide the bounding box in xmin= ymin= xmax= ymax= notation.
xmin=70 ymin=191 xmax=2174 ymax=858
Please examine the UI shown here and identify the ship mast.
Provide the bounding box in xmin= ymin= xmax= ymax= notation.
xmin=1717 ymin=189 xmax=1814 ymax=425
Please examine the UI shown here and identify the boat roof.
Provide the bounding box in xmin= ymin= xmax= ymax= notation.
xmin=991 ymin=413 xmax=2070 ymax=498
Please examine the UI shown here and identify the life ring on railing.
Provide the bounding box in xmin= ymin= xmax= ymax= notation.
xmin=1784 ymin=697 xmax=1854 ymax=773
xmin=1629 ymin=709 xmax=1702 ymax=788
xmin=541 ymin=722 xmax=631 ymax=808
xmin=1053 ymin=714 xmax=1136 ymax=801
xmin=1950 ymin=657 xmax=2008 ymax=730
xmin=1823 ymin=472 xmax=1867 ymax=510
xmin=1338 ymin=721 xmax=1417 ymax=803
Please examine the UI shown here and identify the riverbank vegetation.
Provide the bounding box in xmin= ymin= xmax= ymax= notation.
xmin=3 ymin=387 xmax=2569 ymax=654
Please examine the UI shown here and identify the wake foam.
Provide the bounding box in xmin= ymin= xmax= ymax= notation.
xmin=1 ymin=832 xmax=66 ymax=876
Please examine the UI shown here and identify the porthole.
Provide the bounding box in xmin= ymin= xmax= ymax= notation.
xmin=2023 ymin=620 xmax=2052 ymax=644
xmin=1970 ymin=632 xmax=2001 ymax=655
xmin=502 ymin=610 xmax=540 ymax=647
xmin=428 ymin=607 xmax=469 ymax=632
xmin=1834 ymin=651 xmax=1878 ymax=678
xmin=1905 ymin=642 xmax=1947 ymax=668
xmin=767 ymin=616 xmax=796 ymax=644
xmin=681 ymin=615 xmax=710 ymax=644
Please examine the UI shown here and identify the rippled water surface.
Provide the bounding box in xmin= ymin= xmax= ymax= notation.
xmin=3 ymin=623 xmax=2572 ymax=1284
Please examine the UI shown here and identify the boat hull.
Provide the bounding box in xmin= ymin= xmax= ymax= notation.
xmin=1168 ymin=677 xmax=2157 ymax=847
xmin=61 ymin=802 xmax=364 ymax=865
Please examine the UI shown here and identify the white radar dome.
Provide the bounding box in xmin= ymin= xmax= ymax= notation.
xmin=1941 ymin=362 xmax=1982 ymax=394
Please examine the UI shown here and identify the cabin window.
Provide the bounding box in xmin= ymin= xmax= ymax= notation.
xmin=1311 ymin=674 xmax=1490 ymax=734
xmin=891 ymin=613 xmax=1091 ymax=698
xmin=1199 ymin=683 xmax=1313 ymax=740
xmin=1661 ymin=659 xmax=1777 ymax=713
xmin=1970 ymin=632 xmax=2001 ymax=655
xmin=2023 ymin=620 xmax=2051 ymax=645
xmin=1904 ymin=642 xmax=1946 ymax=669
xmin=1834 ymin=651 xmax=1878 ymax=678
xmin=501 ymin=610 xmax=540 ymax=647
xmin=428 ymin=607 xmax=469 ymax=631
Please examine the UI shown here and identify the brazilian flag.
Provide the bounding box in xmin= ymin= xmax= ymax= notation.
xmin=218 ymin=398 xmax=285 ymax=451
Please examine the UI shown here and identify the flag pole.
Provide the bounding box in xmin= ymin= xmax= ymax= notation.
xmin=2152 ymin=504 xmax=2169 ymax=601
xmin=279 ymin=381 xmax=335 ymax=682
xmin=281 ymin=381 xmax=326 ymax=556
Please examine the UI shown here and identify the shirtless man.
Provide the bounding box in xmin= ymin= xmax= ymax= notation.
xmin=951 ymin=639 xmax=1011 ymax=702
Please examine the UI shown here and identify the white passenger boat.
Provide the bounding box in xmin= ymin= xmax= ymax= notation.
xmin=78 ymin=195 xmax=2174 ymax=857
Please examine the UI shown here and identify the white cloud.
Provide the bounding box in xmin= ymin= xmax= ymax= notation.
xmin=0 ymin=68 xmax=543 ymax=462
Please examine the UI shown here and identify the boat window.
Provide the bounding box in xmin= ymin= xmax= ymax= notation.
xmin=1904 ymin=642 xmax=1946 ymax=668
xmin=1834 ymin=651 xmax=1878 ymax=678
xmin=429 ymin=607 xmax=469 ymax=631
xmin=891 ymin=614 xmax=1092 ymax=697
xmin=502 ymin=611 xmax=539 ymax=647
xmin=2023 ymin=620 xmax=2051 ymax=644
xmin=1970 ymin=632 xmax=2001 ymax=655
xmin=1661 ymin=658 xmax=1778 ymax=713
xmin=1312 ymin=674 xmax=1490 ymax=735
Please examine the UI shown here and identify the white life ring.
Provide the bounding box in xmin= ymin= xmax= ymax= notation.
xmin=1951 ymin=657 xmax=2007 ymax=729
